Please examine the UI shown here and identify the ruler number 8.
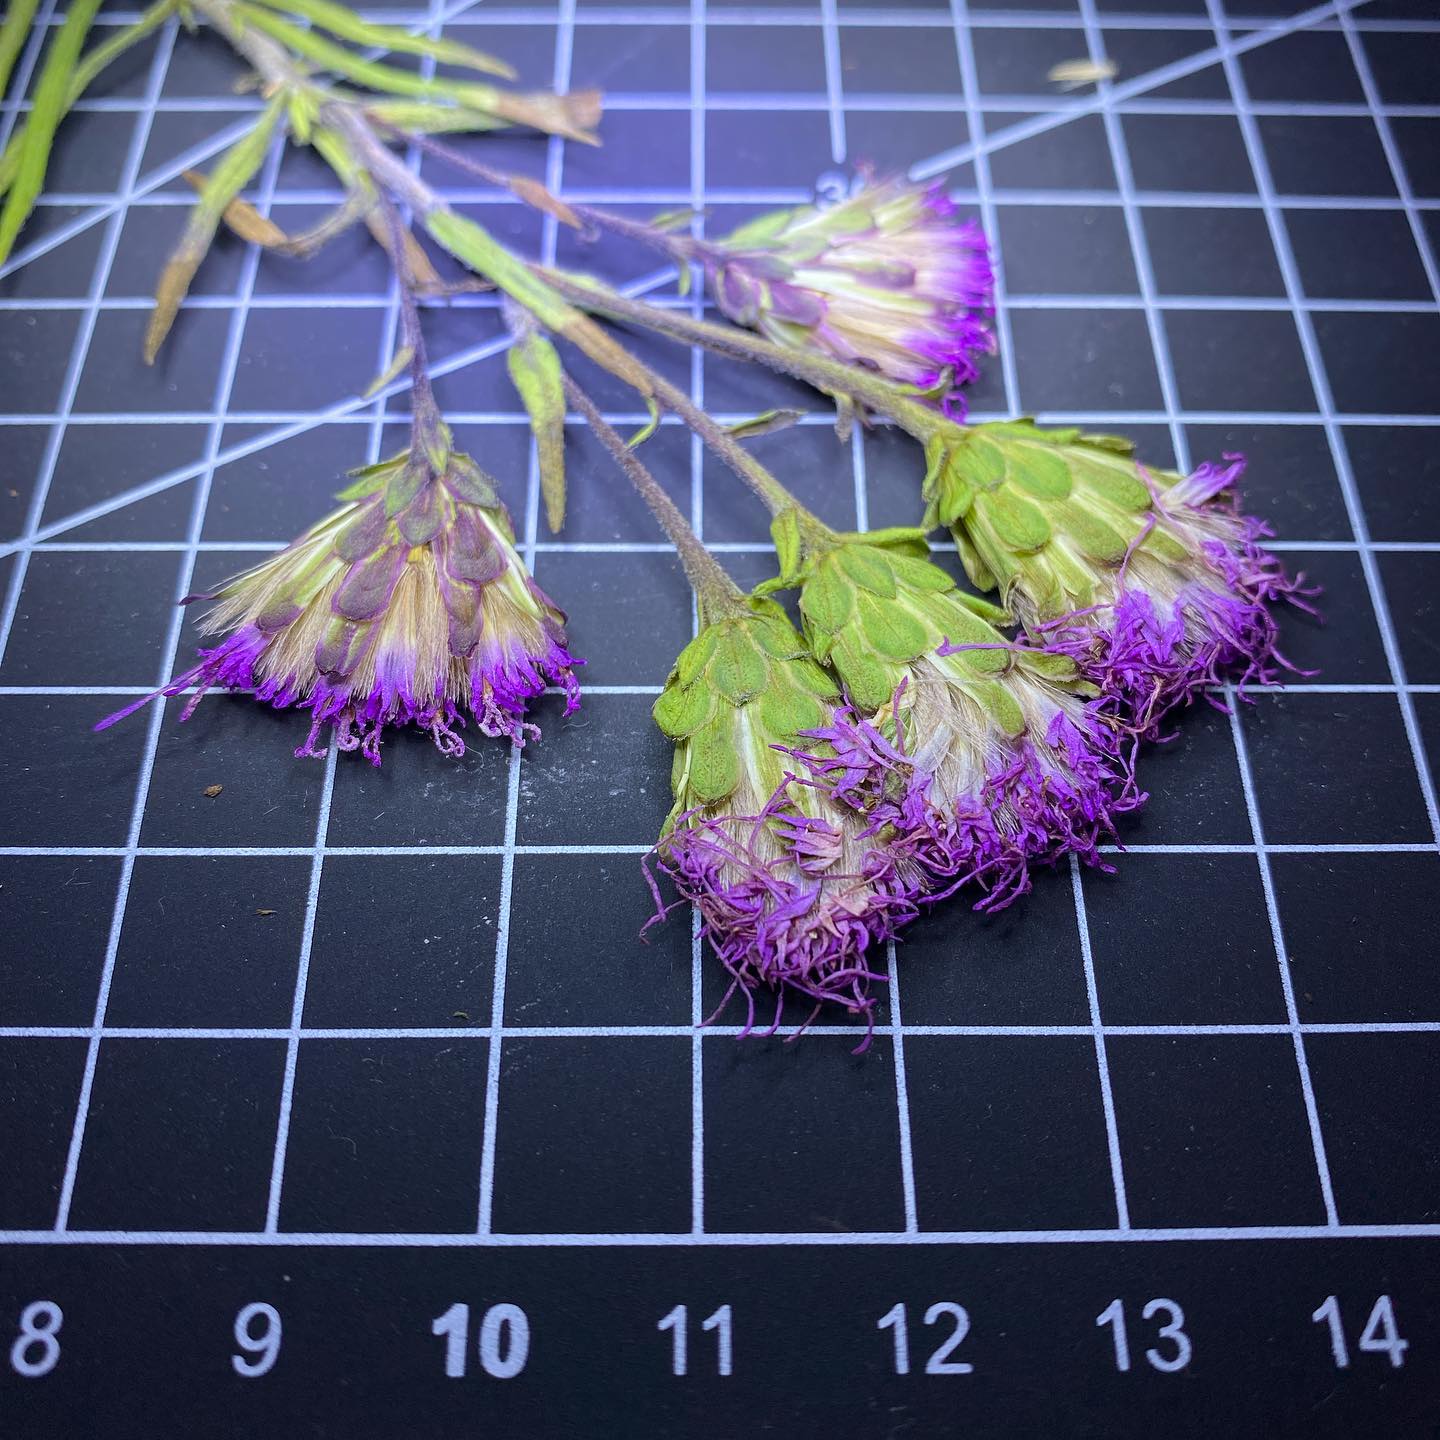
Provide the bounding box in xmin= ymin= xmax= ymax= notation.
xmin=1096 ymin=1298 xmax=1192 ymax=1373
xmin=10 ymin=1301 xmax=62 ymax=1379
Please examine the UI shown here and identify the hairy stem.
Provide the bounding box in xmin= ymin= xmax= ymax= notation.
xmin=534 ymin=263 xmax=952 ymax=446
xmin=563 ymin=374 xmax=745 ymax=623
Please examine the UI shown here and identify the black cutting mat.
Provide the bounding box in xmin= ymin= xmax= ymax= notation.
xmin=2 ymin=0 xmax=1440 ymax=1434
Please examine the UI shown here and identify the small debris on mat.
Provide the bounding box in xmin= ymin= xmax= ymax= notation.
xmin=451 ymin=1011 xmax=471 ymax=1023
xmin=256 ymin=908 xmax=276 ymax=917
xmin=202 ymin=784 xmax=224 ymax=798
xmin=1047 ymin=58 xmax=1118 ymax=90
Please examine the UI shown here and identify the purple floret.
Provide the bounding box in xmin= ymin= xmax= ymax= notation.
xmin=650 ymin=783 xmax=926 ymax=1049
xmin=1038 ymin=455 xmax=1318 ymax=738
xmin=97 ymin=617 xmax=582 ymax=765
xmin=797 ymin=689 xmax=1144 ymax=912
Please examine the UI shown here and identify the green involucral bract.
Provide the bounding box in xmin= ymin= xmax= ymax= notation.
xmin=776 ymin=522 xmax=1087 ymax=738
xmin=654 ymin=597 xmax=839 ymax=829
xmin=922 ymin=419 xmax=1194 ymax=620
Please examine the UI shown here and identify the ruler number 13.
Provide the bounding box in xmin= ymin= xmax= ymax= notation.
xmin=1096 ymin=1298 xmax=1192 ymax=1373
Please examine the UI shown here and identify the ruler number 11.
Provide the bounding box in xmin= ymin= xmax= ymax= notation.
xmin=1312 ymin=1295 xmax=1407 ymax=1369
xmin=658 ymin=1304 xmax=732 ymax=1376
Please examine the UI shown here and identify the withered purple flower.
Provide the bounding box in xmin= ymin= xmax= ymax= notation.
xmin=696 ymin=176 xmax=994 ymax=416
xmin=924 ymin=422 xmax=1315 ymax=737
xmin=98 ymin=432 xmax=580 ymax=763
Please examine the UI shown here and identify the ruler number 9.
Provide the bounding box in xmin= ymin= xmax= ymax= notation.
xmin=232 ymin=1303 xmax=282 ymax=1378
xmin=1096 ymin=1298 xmax=1192 ymax=1373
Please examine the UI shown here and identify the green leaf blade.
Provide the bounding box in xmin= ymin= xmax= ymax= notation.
xmin=0 ymin=0 xmax=104 ymax=268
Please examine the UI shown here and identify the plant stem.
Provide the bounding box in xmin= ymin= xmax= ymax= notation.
xmin=374 ymin=188 xmax=447 ymax=454
xmin=563 ymin=374 xmax=746 ymax=624
xmin=534 ymin=263 xmax=952 ymax=447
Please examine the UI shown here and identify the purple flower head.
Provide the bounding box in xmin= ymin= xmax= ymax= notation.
xmin=97 ymin=438 xmax=581 ymax=764
xmin=924 ymin=421 xmax=1316 ymax=737
xmin=701 ymin=174 xmax=995 ymax=418
xmin=649 ymin=599 xmax=927 ymax=1045
xmin=782 ymin=527 xmax=1143 ymax=908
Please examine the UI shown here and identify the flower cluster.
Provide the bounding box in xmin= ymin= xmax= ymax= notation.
xmin=650 ymin=596 xmax=926 ymax=1038
xmin=770 ymin=523 xmax=1143 ymax=908
xmin=698 ymin=177 xmax=994 ymax=417
xmin=99 ymin=434 xmax=580 ymax=763
xmin=923 ymin=420 xmax=1315 ymax=737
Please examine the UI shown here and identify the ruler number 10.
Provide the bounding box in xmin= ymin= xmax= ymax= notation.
xmin=1312 ymin=1295 xmax=1407 ymax=1369
xmin=431 ymin=1303 xmax=530 ymax=1379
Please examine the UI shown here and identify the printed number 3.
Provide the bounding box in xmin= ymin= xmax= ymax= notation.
xmin=10 ymin=1302 xmax=62 ymax=1379
xmin=1096 ymin=1298 xmax=1192 ymax=1373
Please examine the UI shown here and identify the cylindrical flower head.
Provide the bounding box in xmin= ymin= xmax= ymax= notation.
xmin=651 ymin=596 xmax=926 ymax=1040
xmin=776 ymin=524 xmax=1143 ymax=908
xmin=700 ymin=177 xmax=994 ymax=416
xmin=99 ymin=439 xmax=580 ymax=763
xmin=924 ymin=420 xmax=1313 ymax=735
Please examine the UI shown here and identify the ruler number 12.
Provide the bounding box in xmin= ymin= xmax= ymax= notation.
xmin=1312 ymin=1295 xmax=1407 ymax=1369
xmin=878 ymin=1302 xmax=974 ymax=1375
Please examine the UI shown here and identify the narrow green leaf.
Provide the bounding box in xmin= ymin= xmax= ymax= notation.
xmin=232 ymin=4 xmax=601 ymax=142
xmin=505 ymin=330 xmax=567 ymax=532
xmin=0 ymin=0 xmax=46 ymax=107
xmin=0 ymin=0 xmax=103 ymax=267
xmin=362 ymin=343 xmax=414 ymax=401
xmin=144 ymin=93 xmax=285 ymax=362
xmin=247 ymin=0 xmax=517 ymax=78
xmin=361 ymin=99 xmax=508 ymax=137
xmin=625 ymin=395 xmax=661 ymax=449
xmin=725 ymin=407 xmax=803 ymax=440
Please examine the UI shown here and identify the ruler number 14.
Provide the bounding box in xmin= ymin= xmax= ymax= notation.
xmin=1312 ymin=1296 xmax=1407 ymax=1369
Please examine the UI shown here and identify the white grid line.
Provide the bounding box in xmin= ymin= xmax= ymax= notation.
xmin=51 ymin=31 xmax=288 ymax=1233
xmin=259 ymin=37 xmax=436 ymax=1225
xmin=0 ymin=0 xmax=1389 ymax=558
xmin=0 ymin=17 xmax=182 ymax=670
xmin=4 ymin=1223 xmax=1440 ymax=1246
xmin=1226 ymin=692 xmax=1341 ymax=1227
xmin=1337 ymin=8 xmax=1440 ymax=306
xmin=2 ymin=0 xmax=1436 ymax=1252
xmin=9 ymin=5 xmax=1440 ymax=30
xmin=9 ymin=93 xmax=1440 ymax=120
xmin=1072 ymin=857 xmax=1133 ymax=1232
xmin=912 ymin=0 xmax=1372 ymax=181
xmin=8 ymin=1021 xmax=1439 ymax=1041
xmin=687 ymin=0 xmax=708 ymax=1240
xmin=4 ymin=839 xmax=1434 ymax=858
xmin=1207 ymin=0 xmax=1440 ymax=855
xmin=475 ymin=0 xmax=578 ymax=1239
xmin=0 ymin=0 xmax=508 ymax=284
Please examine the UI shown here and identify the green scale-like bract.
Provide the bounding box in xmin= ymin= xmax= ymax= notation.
xmin=653 ymin=597 xmax=840 ymax=829
xmin=767 ymin=520 xmax=1085 ymax=742
xmin=923 ymin=419 xmax=1196 ymax=621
